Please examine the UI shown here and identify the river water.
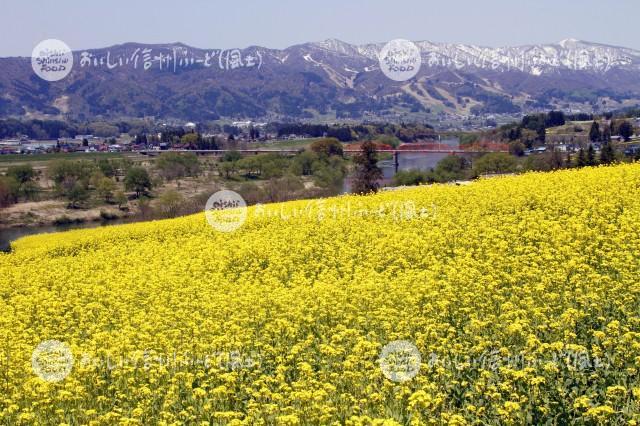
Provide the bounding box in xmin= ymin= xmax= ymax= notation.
xmin=0 ymin=220 xmax=127 ymax=252
xmin=379 ymin=151 xmax=451 ymax=178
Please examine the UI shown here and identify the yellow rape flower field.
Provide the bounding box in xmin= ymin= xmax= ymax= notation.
xmin=3 ymin=164 xmax=640 ymax=425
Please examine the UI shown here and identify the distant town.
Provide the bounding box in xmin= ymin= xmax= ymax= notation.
xmin=1 ymin=112 xmax=639 ymax=157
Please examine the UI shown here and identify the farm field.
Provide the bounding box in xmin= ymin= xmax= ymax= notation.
xmin=0 ymin=152 xmax=147 ymax=178
xmin=0 ymin=152 xmax=142 ymax=165
xmin=2 ymin=164 xmax=640 ymax=424
xmin=253 ymin=138 xmax=321 ymax=150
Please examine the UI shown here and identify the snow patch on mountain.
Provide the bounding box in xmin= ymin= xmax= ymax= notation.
xmin=303 ymin=54 xmax=322 ymax=66
xmin=313 ymin=38 xmax=640 ymax=75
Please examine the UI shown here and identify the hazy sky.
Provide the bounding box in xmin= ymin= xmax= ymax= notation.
xmin=1 ymin=0 xmax=639 ymax=56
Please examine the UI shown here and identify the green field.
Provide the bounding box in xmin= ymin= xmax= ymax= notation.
xmin=0 ymin=152 xmax=141 ymax=164
xmin=0 ymin=152 xmax=150 ymax=175
xmin=253 ymin=138 xmax=320 ymax=149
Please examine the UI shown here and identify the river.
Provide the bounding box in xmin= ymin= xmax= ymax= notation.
xmin=379 ymin=151 xmax=452 ymax=178
xmin=0 ymin=220 xmax=127 ymax=252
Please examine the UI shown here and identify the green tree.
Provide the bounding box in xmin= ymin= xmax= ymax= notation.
xmin=49 ymin=160 xmax=95 ymax=188
xmin=49 ymin=160 xmax=95 ymax=200
xmin=377 ymin=134 xmax=401 ymax=148
xmin=0 ymin=176 xmax=19 ymax=207
xmin=248 ymin=125 xmax=260 ymax=140
xmin=7 ymin=164 xmax=36 ymax=184
xmin=97 ymin=159 xmax=116 ymax=177
xmin=312 ymin=163 xmax=343 ymax=190
xmin=156 ymin=152 xmax=200 ymax=182
xmin=137 ymin=196 xmax=153 ymax=219
xmin=124 ymin=167 xmax=152 ymax=197
xmin=67 ymin=182 xmax=89 ymax=208
xmin=89 ymin=171 xmax=106 ymax=189
xmin=237 ymin=156 xmax=264 ymax=177
xmin=218 ymin=161 xmax=237 ymax=179
xmin=352 ymin=141 xmax=383 ymax=194
xmin=472 ymin=153 xmax=517 ymax=176
xmin=392 ymin=169 xmax=433 ymax=186
xmin=545 ymin=111 xmax=566 ymax=127
xmin=114 ymin=191 xmax=128 ymax=210
xmin=96 ymin=177 xmax=117 ymax=203
xmin=238 ymin=182 xmax=263 ymax=204
xmin=291 ymin=151 xmax=319 ymax=176
xmin=180 ymin=133 xmax=199 ymax=147
xmin=509 ymin=141 xmax=526 ymax=157
xmin=7 ymin=164 xmax=38 ymax=200
xmin=549 ymin=150 xmax=564 ymax=170
xmin=263 ymin=175 xmax=305 ymax=202
xmin=20 ymin=181 xmax=39 ymax=201
xmin=221 ymin=151 xmax=242 ymax=162
xmin=619 ymin=121 xmax=634 ymax=142
xmin=89 ymin=122 xmax=120 ymax=138
xmin=261 ymin=156 xmax=289 ymax=179
xmin=433 ymin=155 xmax=468 ymax=182
xmin=587 ymin=144 xmax=597 ymax=166
xmin=600 ymin=142 xmax=615 ymax=165
xmin=156 ymin=190 xmax=184 ymax=218
xmin=589 ymin=122 xmax=601 ymax=143
xmin=311 ymin=155 xmax=347 ymax=191
xmin=310 ymin=138 xmax=344 ymax=158
xmin=602 ymin=123 xmax=611 ymax=142
xmin=576 ymin=148 xmax=587 ymax=168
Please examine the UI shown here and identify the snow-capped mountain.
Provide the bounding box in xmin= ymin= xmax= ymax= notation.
xmin=1 ymin=38 xmax=640 ymax=120
xmin=347 ymin=39 xmax=640 ymax=75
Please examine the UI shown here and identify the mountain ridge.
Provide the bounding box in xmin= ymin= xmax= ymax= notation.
xmin=2 ymin=38 xmax=640 ymax=121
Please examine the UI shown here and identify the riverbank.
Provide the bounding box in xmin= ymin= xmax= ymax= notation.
xmin=0 ymin=219 xmax=133 ymax=252
xmin=0 ymin=199 xmax=133 ymax=229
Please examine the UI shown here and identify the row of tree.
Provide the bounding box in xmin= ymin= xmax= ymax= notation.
xmin=0 ymin=164 xmax=39 ymax=207
xmin=214 ymin=138 xmax=348 ymax=191
xmin=0 ymin=118 xmax=159 ymax=140
xmin=391 ymin=141 xmax=625 ymax=189
xmin=47 ymin=159 xmax=152 ymax=208
xmin=589 ymin=120 xmax=634 ymax=142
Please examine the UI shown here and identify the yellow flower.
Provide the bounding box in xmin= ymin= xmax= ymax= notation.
xmin=2 ymin=164 xmax=640 ymax=423
xmin=585 ymin=405 xmax=615 ymax=419
xmin=573 ymin=396 xmax=591 ymax=410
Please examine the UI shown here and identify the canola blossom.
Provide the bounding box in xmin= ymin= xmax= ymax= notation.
xmin=2 ymin=164 xmax=640 ymax=424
